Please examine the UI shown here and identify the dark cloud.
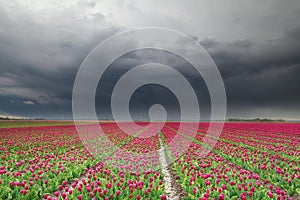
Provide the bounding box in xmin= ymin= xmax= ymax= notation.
xmin=95 ymin=49 xmax=211 ymax=120
xmin=200 ymin=24 xmax=300 ymax=119
xmin=0 ymin=3 xmax=122 ymax=118
xmin=202 ymin=24 xmax=300 ymax=78
xmin=0 ymin=1 xmax=299 ymax=120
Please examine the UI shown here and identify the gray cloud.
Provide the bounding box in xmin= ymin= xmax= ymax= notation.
xmin=200 ymin=24 xmax=300 ymax=119
xmin=0 ymin=1 xmax=121 ymax=111
xmin=23 ymin=100 xmax=34 ymax=105
xmin=0 ymin=0 xmax=299 ymax=119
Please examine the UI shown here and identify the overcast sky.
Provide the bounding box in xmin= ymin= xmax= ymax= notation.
xmin=0 ymin=0 xmax=299 ymax=120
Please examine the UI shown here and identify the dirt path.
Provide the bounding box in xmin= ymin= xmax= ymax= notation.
xmin=158 ymin=134 xmax=179 ymax=200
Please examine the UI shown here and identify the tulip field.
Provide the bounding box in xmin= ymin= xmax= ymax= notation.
xmin=0 ymin=121 xmax=299 ymax=199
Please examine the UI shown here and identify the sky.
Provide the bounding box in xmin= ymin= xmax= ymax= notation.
xmin=0 ymin=0 xmax=300 ymax=120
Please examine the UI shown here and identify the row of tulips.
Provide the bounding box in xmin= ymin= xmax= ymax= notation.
xmin=161 ymin=122 xmax=300 ymax=199
xmin=0 ymin=123 xmax=167 ymax=199
xmin=1 ymin=121 xmax=299 ymax=199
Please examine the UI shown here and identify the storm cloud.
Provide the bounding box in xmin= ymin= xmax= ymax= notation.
xmin=0 ymin=0 xmax=299 ymax=120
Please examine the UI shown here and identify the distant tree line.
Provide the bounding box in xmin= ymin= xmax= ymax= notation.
xmin=0 ymin=117 xmax=15 ymax=120
xmin=0 ymin=117 xmax=45 ymax=120
xmin=228 ymin=118 xmax=285 ymax=122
